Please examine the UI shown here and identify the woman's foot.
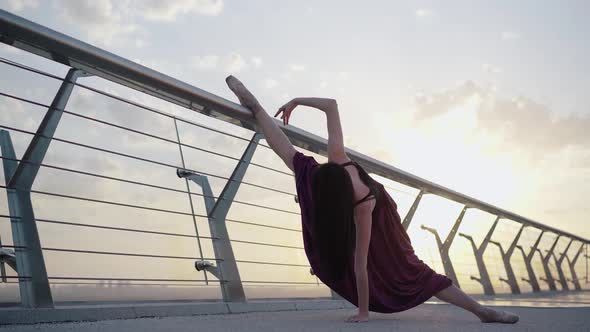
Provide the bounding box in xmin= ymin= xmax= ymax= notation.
xmin=225 ymin=75 xmax=262 ymax=113
xmin=477 ymin=306 xmax=519 ymax=324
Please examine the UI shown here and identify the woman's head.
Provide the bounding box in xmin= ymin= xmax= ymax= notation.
xmin=310 ymin=162 xmax=356 ymax=283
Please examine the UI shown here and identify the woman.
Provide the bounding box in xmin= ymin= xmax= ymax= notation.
xmin=225 ymin=75 xmax=519 ymax=324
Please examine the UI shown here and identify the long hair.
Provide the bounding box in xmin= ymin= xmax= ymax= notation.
xmin=310 ymin=162 xmax=357 ymax=283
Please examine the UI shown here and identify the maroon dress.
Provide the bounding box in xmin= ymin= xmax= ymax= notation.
xmin=293 ymin=151 xmax=452 ymax=313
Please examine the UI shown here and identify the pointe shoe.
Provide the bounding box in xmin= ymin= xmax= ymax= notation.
xmin=480 ymin=307 xmax=519 ymax=324
xmin=225 ymin=75 xmax=262 ymax=112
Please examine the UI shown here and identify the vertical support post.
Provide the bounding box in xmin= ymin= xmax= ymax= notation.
xmin=0 ymin=234 xmax=6 ymax=282
xmin=402 ymin=190 xmax=424 ymax=230
xmin=181 ymin=133 xmax=263 ymax=302
xmin=421 ymin=206 xmax=467 ymax=288
xmin=0 ymin=68 xmax=83 ymax=308
xmin=505 ymin=224 xmax=524 ymax=294
xmin=458 ymin=216 xmax=499 ymax=295
xmin=555 ymin=238 xmax=574 ymax=291
xmin=517 ymin=229 xmax=544 ymax=292
xmin=489 ymin=224 xmax=524 ymax=294
xmin=538 ymin=234 xmax=561 ymax=291
xmin=566 ymin=243 xmax=585 ymax=290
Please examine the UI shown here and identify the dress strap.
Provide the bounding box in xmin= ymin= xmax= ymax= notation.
xmin=354 ymin=191 xmax=375 ymax=207
xmin=340 ymin=160 xmax=355 ymax=167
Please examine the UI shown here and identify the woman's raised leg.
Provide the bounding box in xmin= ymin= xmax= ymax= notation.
xmin=434 ymin=285 xmax=519 ymax=324
xmin=225 ymin=76 xmax=297 ymax=171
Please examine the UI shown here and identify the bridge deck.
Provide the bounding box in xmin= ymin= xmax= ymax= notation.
xmin=1 ymin=292 xmax=588 ymax=331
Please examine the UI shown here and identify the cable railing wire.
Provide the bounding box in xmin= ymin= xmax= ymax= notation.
xmin=0 ymin=215 xmax=303 ymax=250
xmin=0 ymin=214 xmax=217 ymax=240
xmin=0 ymin=124 xmax=298 ymax=199
xmin=0 ymin=155 xmax=300 ymax=216
xmin=41 ymin=247 xmax=221 ymax=262
xmin=241 ymin=280 xmax=319 ymax=285
xmin=47 ymin=276 xmax=221 ymax=283
xmin=0 ymin=90 xmax=292 ymax=178
xmin=40 ymin=246 xmax=309 ymax=270
xmin=0 ymin=184 xmax=208 ymax=218
xmin=235 ymin=260 xmax=309 ymax=268
xmin=230 ymin=239 xmax=304 ymax=250
xmin=0 ymin=56 xmax=275 ymax=151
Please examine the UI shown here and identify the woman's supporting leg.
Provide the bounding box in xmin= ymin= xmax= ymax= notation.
xmin=434 ymin=285 xmax=519 ymax=324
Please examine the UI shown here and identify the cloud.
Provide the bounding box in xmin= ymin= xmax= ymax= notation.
xmin=190 ymin=55 xmax=219 ymax=70
xmin=251 ymin=57 xmax=263 ymax=67
xmin=288 ymin=64 xmax=305 ymax=72
xmin=1 ymin=0 xmax=38 ymax=12
xmin=55 ymin=0 xmax=142 ymax=47
xmin=501 ymin=31 xmax=521 ymax=40
xmin=337 ymin=71 xmax=350 ymax=80
xmin=135 ymin=0 xmax=224 ymax=21
xmin=53 ymin=0 xmax=224 ymax=47
xmin=415 ymin=8 xmax=434 ymax=19
xmin=264 ymin=78 xmax=278 ymax=89
xmin=224 ymin=52 xmax=246 ymax=73
xmin=481 ymin=63 xmax=501 ymax=75
xmin=413 ymin=81 xmax=590 ymax=157
xmin=188 ymin=52 xmax=258 ymax=73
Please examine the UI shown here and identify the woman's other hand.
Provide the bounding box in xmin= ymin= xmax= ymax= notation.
xmin=345 ymin=311 xmax=369 ymax=323
xmin=274 ymin=99 xmax=298 ymax=125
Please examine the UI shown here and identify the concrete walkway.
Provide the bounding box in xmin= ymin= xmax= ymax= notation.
xmin=1 ymin=303 xmax=589 ymax=332
xmin=1 ymin=292 xmax=589 ymax=331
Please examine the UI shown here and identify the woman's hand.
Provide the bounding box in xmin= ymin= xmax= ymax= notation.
xmin=274 ymin=99 xmax=298 ymax=125
xmin=274 ymin=97 xmax=338 ymax=126
xmin=345 ymin=311 xmax=369 ymax=323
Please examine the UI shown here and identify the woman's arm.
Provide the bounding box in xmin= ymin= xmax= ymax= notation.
xmin=226 ymin=76 xmax=297 ymax=171
xmin=276 ymin=97 xmax=349 ymax=164
xmin=349 ymin=199 xmax=375 ymax=321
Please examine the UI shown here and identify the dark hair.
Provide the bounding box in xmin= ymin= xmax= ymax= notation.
xmin=310 ymin=161 xmax=370 ymax=282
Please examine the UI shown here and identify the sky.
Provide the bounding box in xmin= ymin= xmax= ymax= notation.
xmin=0 ymin=0 xmax=588 ymax=299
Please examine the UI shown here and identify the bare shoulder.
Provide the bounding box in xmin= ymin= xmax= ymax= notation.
xmin=354 ymin=196 xmax=376 ymax=215
xmin=328 ymin=152 xmax=350 ymax=165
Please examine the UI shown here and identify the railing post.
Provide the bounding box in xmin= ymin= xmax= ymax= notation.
xmin=566 ymin=243 xmax=585 ymax=290
xmin=518 ymin=229 xmax=544 ymax=292
xmin=0 ymin=68 xmax=84 ymax=308
xmin=554 ymin=238 xmax=574 ymax=291
xmin=489 ymin=224 xmax=524 ymax=294
xmin=421 ymin=206 xmax=467 ymax=288
xmin=402 ymin=190 xmax=424 ymax=230
xmin=538 ymin=235 xmax=561 ymax=291
xmin=0 ymin=233 xmax=6 ymax=282
xmin=180 ymin=133 xmax=263 ymax=302
xmin=458 ymin=216 xmax=499 ymax=295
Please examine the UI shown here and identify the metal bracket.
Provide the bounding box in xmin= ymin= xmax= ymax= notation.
xmin=179 ymin=132 xmax=263 ymax=302
xmin=0 ymin=248 xmax=17 ymax=273
xmin=195 ymin=260 xmax=221 ymax=279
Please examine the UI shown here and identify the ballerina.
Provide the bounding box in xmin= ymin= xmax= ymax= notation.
xmin=225 ymin=75 xmax=519 ymax=324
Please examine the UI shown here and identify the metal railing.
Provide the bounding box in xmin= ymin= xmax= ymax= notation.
xmin=0 ymin=9 xmax=588 ymax=308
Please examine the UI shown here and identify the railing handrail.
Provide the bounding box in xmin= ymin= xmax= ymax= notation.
xmin=0 ymin=9 xmax=587 ymax=243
